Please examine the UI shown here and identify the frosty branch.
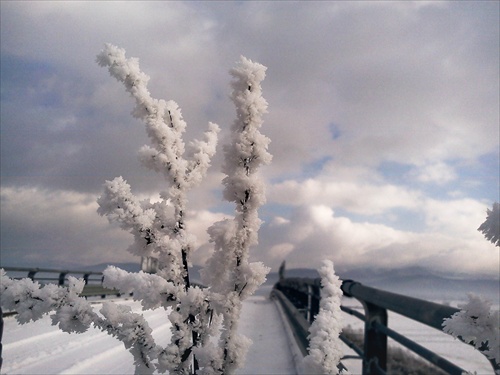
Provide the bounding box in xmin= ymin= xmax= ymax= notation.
xmin=443 ymin=294 xmax=500 ymax=373
xmin=0 ymin=45 xmax=272 ymax=375
xmin=302 ymin=260 xmax=345 ymax=374
xmin=199 ymin=57 xmax=272 ymax=374
xmin=478 ymin=202 xmax=500 ymax=247
xmin=95 ymin=43 xmax=220 ymax=289
xmin=0 ymin=269 xmax=158 ymax=373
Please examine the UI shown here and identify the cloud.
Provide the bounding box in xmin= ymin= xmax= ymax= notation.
xmin=0 ymin=186 xmax=134 ymax=267
xmin=423 ymin=198 xmax=490 ymax=238
xmin=269 ymin=178 xmax=421 ymax=215
xmin=185 ymin=209 xmax=229 ymax=265
xmin=414 ymin=162 xmax=457 ymax=185
xmin=1 ymin=1 xmax=498 ymax=278
xmin=0 ymin=186 xmax=229 ymax=269
xmin=254 ymin=204 xmax=499 ymax=277
xmin=3 ymin=1 xmax=497 ymax=185
xmin=4 ymin=184 xmax=493 ymax=278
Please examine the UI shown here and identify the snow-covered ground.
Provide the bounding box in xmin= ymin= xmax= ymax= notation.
xmin=341 ymin=298 xmax=495 ymax=375
xmin=1 ymin=292 xmax=300 ymax=375
xmin=1 ymin=288 xmax=495 ymax=374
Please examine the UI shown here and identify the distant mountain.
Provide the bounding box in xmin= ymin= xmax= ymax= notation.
xmin=264 ymin=267 xmax=320 ymax=286
xmin=91 ymin=262 xmax=498 ymax=306
xmin=267 ymin=265 xmax=500 ymax=305
xmin=359 ymin=273 xmax=499 ymax=304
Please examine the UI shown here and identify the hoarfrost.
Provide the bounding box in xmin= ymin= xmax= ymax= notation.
xmin=1 ymin=47 xmax=273 ymax=375
xmin=443 ymin=294 xmax=500 ymax=372
xmin=302 ymin=260 xmax=345 ymax=374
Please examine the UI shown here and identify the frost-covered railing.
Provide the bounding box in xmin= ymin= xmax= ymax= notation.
xmin=1 ymin=267 xmax=119 ymax=300
xmin=272 ymin=276 xmax=499 ymax=375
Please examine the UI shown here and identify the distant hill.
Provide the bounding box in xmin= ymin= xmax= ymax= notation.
xmin=84 ymin=262 xmax=498 ymax=306
xmin=264 ymin=267 xmax=320 ymax=286
xmin=267 ymin=265 xmax=500 ymax=305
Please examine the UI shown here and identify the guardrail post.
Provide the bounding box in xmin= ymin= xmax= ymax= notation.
xmin=27 ymin=269 xmax=37 ymax=281
xmin=58 ymin=272 xmax=68 ymax=286
xmin=0 ymin=306 xmax=3 ymax=371
xmin=311 ymin=281 xmax=320 ymax=323
xmin=306 ymin=285 xmax=312 ymax=322
xmin=362 ymin=301 xmax=387 ymax=375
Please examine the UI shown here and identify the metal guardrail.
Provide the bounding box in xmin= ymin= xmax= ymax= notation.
xmin=1 ymin=267 xmax=121 ymax=301
xmin=0 ymin=266 xmax=124 ymax=372
xmin=272 ymin=276 xmax=499 ymax=375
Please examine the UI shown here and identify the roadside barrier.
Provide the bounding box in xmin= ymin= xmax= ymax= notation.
xmin=1 ymin=267 xmax=122 ymax=303
xmin=272 ymin=275 xmax=499 ymax=375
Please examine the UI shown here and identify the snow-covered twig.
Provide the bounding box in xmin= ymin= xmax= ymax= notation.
xmin=200 ymin=56 xmax=272 ymax=374
xmin=302 ymin=260 xmax=345 ymax=374
xmin=96 ymin=44 xmax=221 ymax=373
xmin=0 ymin=269 xmax=161 ymax=375
xmin=443 ymin=294 xmax=500 ymax=373
xmin=478 ymin=202 xmax=500 ymax=247
xmin=96 ymin=43 xmax=219 ymax=287
xmin=102 ymin=266 xmax=183 ymax=310
xmin=0 ymin=48 xmax=273 ymax=375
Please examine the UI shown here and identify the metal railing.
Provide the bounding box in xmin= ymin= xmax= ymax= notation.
xmin=0 ymin=266 xmax=128 ymax=372
xmin=1 ymin=266 xmax=121 ymax=300
xmin=272 ymin=276 xmax=499 ymax=375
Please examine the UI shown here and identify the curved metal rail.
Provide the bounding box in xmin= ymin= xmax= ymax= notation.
xmin=273 ymin=276 xmax=499 ymax=375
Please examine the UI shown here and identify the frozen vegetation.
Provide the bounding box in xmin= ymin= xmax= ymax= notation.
xmin=443 ymin=294 xmax=500 ymax=370
xmin=1 ymin=44 xmax=272 ymax=375
xmin=478 ymin=202 xmax=500 ymax=247
xmin=302 ymin=260 xmax=344 ymax=374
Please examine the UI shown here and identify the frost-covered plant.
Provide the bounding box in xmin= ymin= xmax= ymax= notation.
xmin=95 ymin=43 xmax=220 ymax=289
xmin=302 ymin=260 xmax=345 ymax=375
xmin=478 ymin=202 xmax=500 ymax=247
xmin=443 ymin=294 xmax=500 ymax=373
xmin=198 ymin=56 xmax=272 ymax=374
xmin=0 ymin=45 xmax=271 ymax=375
xmin=95 ymin=43 xmax=220 ymax=374
xmin=0 ymin=268 xmax=158 ymax=373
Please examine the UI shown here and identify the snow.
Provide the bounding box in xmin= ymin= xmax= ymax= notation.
xmin=443 ymin=294 xmax=500 ymax=365
xmin=302 ymin=260 xmax=344 ymax=374
xmin=236 ymin=287 xmax=296 ymax=374
xmin=3 ymin=288 xmax=494 ymax=374
xmin=93 ymin=46 xmax=273 ymax=374
xmin=341 ymin=298 xmax=496 ymax=374
xmin=1 ymin=290 xmax=296 ymax=375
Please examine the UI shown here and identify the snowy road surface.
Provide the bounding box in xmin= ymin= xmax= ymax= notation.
xmin=237 ymin=293 xmax=297 ymax=374
xmin=2 ymin=292 xmax=302 ymax=375
xmin=1 ymin=291 xmax=495 ymax=374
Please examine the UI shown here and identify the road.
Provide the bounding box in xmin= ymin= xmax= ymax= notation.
xmin=1 ymin=290 xmax=305 ymax=374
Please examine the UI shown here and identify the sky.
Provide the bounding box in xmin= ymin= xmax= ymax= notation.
xmin=1 ymin=1 xmax=499 ymax=279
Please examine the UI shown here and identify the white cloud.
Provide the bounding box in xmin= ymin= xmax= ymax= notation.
xmin=415 ymin=162 xmax=457 ymax=185
xmin=254 ymin=204 xmax=499 ymax=277
xmin=0 ymin=186 xmax=231 ymax=269
xmin=1 ymin=174 xmax=497 ymax=278
xmin=269 ymin=178 xmax=421 ymax=215
xmin=268 ymin=243 xmax=295 ymax=261
xmin=423 ymin=198 xmax=490 ymax=239
xmin=185 ymin=209 xmax=229 ymax=265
